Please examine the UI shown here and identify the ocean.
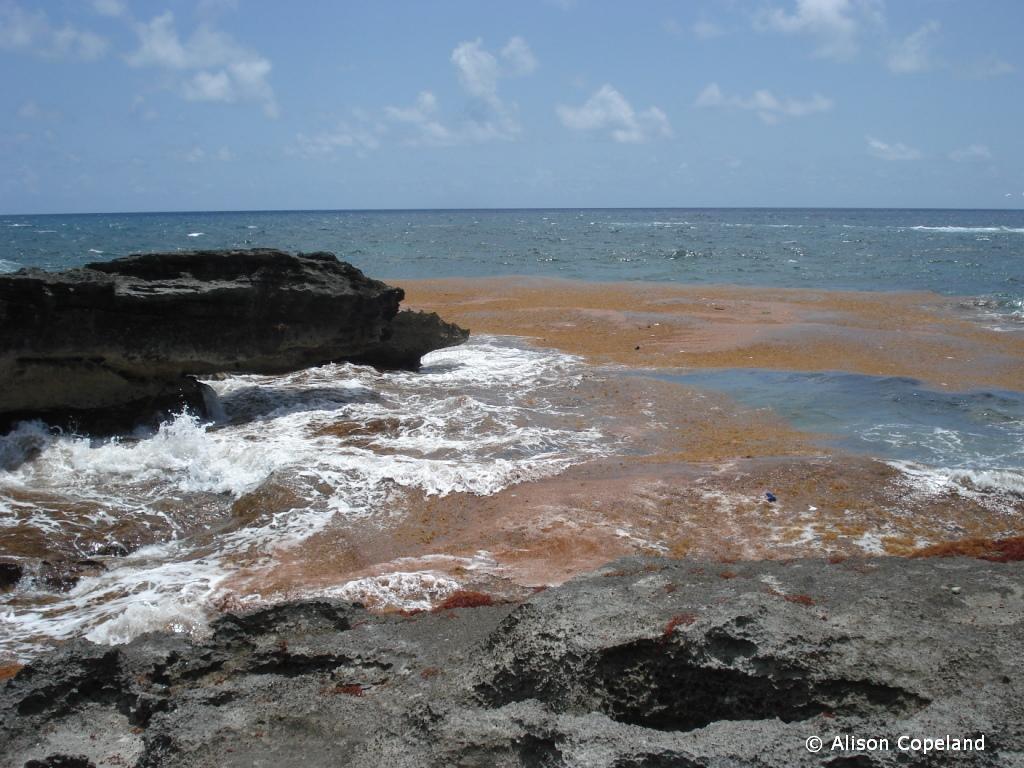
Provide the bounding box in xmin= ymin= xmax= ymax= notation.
xmin=1 ymin=208 xmax=1022 ymax=661
xmin=3 ymin=207 xmax=1023 ymax=321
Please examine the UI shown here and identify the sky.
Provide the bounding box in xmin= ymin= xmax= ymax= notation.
xmin=1 ymin=0 xmax=1022 ymax=213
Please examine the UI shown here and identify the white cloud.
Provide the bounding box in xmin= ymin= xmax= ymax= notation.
xmin=385 ymin=91 xmax=455 ymax=146
xmin=501 ymin=36 xmax=537 ymax=75
xmin=451 ymin=38 xmax=502 ymax=108
xmin=295 ymin=36 xmax=537 ymax=154
xmin=52 ymin=25 xmax=107 ymax=60
xmin=126 ymin=12 xmax=188 ymax=68
xmin=695 ymin=82 xmax=832 ymax=124
xmin=181 ymin=145 xmax=234 ymax=164
xmin=866 ymin=135 xmax=921 ymax=161
xmin=92 ymin=0 xmax=125 ymax=18
xmin=441 ymin=36 xmax=537 ymax=142
xmin=183 ymin=146 xmax=205 ymax=163
xmin=757 ymin=0 xmax=881 ymax=60
xmin=662 ymin=18 xmax=684 ymax=37
xmin=693 ymin=20 xmax=724 ymax=39
xmin=0 ymin=3 xmax=36 ymax=49
xmin=127 ymin=12 xmax=277 ymax=117
xmin=460 ymin=113 xmax=523 ymax=143
xmin=887 ymin=21 xmax=939 ymax=73
xmin=16 ymin=100 xmax=39 ymax=119
xmin=960 ymin=56 xmax=1015 ymax=80
xmin=130 ymin=94 xmax=159 ymax=122
xmin=665 ymin=17 xmax=724 ymax=40
xmin=0 ymin=2 xmax=108 ymax=60
xmin=557 ymin=84 xmax=672 ymax=143
xmin=948 ymin=144 xmax=992 ymax=162
xmin=385 ymin=90 xmax=439 ymax=124
xmin=289 ymin=111 xmax=385 ymax=158
xmin=16 ymin=100 xmax=60 ymax=120
xmin=183 ymin=70 xmax=232 ymax=102
xmin=289 ymin=125 xmax=382 ymax=158
xmin=197 ymin=0 xmax=239 ymax=18
xmin=385 ymin=87 xmax=518 ymax=147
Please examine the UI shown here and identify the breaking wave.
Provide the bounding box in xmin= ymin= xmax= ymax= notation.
xmin=909 ymin=225 xmax=1024 ymax=233
xmin=0 ymin=336 xmax=612 ymax=659
xmin=888 ymin=461 xmax=1024 ymax=509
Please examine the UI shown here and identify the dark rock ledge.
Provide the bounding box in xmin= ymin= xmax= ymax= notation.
xmin=1 ymin=555 xmax=1021 ymax=767
xmin=0 ymin=249 xmax=468 ymax=434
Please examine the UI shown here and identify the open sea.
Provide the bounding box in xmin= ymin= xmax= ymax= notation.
xmin=1 ymin=208 xmax=1022 ymax=661
xmin=2 ymin=207 xmax=1023 ymax=321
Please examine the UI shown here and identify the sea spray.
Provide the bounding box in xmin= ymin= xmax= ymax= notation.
xmin=0 ymin=337 xmax=612 ymax=659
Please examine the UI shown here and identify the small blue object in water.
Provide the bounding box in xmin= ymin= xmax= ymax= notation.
xmin=765 ymin=491 xmax=777 ymax=503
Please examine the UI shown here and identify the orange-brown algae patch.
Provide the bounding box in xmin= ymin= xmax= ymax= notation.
xmin=401 ymin=277 xmax=1024 ymax=391
xmin=763 ymin=587 xmax=816 ymax=606
xmin=229 ymin=480 xmax=310 ymax=527
xmin=911 ymin=536 xmax=1024 ymax=563
xmin=662 ymin=613 xmax=698 ymax=639
xmin=322 ymin=683 xmax=364 ymax=697
xmin=213 ymin=361 xmax=1023 ymax=609
xmin=0 ymin=663 xmax=23 ymax=682
xmin=784 ymin=593 xmax=817 ymax=606
xmin=219 ymin=449 xmax=1024 ymax=607
xmin=434 ymin=590 xmax=495 ymax=611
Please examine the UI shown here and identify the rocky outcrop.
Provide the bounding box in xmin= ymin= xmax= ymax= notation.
xmin=0 ymin=249 xmax=467 ymax=432
xmin=354 ymin=309 xmax=469 ymax=369
xmin=1 ymin=555 xmax=1020 ymax=767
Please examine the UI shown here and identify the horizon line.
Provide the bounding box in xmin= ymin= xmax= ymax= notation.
xmin=4 ymin=205 xmax=1024 ymax=217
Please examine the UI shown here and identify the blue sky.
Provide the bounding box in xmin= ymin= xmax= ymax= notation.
xmin=1 ymin=0 xmax=1021 ymax=213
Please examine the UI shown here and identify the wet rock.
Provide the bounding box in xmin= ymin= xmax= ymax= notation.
xmin=0 ymin=559 xmax=23 ymax=590
xmin=1 ymin=556 xmax=1021 ymax=767
xmin=88 ymin=542 xmax=130 ymax=558
xmin=36 ymin=560 xmax=105 ymax=592
xmin=353 ymin=310 xmax=470 ymax=370
xmin=0 ymin=249 xmax=467 ymax=433
xmin=24 ymin=755 xmax=97 ymax=768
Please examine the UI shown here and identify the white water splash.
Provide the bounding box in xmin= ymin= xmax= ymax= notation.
xmin=888 ymin=460 xmax=1024 ymax=510
xmin=0 ymin=337 xmax=611 ymax=658
xmin=909 ymin=225 xmax=1024 ymax=233
xmin=318 ymin=571 xmax=461 ymax=611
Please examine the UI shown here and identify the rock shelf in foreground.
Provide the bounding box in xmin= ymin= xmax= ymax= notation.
xmin=0 ymin=249 xmax=468 ymax=432
xmin=1 ymin=555 xmax=1020 ymax=767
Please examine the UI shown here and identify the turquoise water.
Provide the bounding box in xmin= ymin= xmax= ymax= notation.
xmin=650 ymin=369 xmax=1024 ymax=477
xmin=2 ymin=208 xmax=1023 ymax=320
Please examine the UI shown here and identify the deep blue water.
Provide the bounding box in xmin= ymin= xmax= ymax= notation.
xmin=2 ymin=208 xmax=1022 ymax=319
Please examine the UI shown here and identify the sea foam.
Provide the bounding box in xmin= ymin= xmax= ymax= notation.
xmin=888 ymin=460 xmax=1024 ymax=507
xmin=910 ymin=225 xmax=1024 ymax=233
xmin=0 ymin=336 xmax=610 ymax=658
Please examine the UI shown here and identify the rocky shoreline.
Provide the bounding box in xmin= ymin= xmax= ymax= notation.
xmin=0 ymin=249 xmax=467 ymax=433
xmin=2 ymin=253 xmax=1022 ymax=767
xmin=2 ymin=554 xmax=1021 ymax=767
